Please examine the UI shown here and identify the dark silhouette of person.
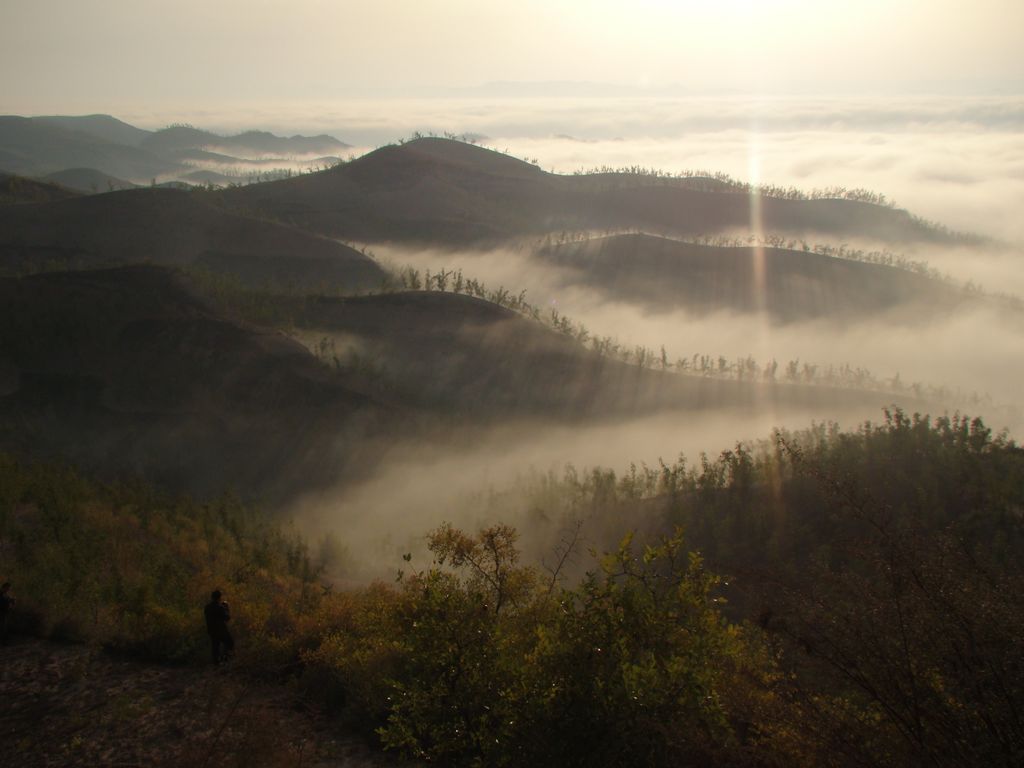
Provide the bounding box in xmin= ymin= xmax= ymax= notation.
xmin=0 ymin=582 xmax=15 ymax=645
xmin=204 ymin=589 xmax=234 ymax=664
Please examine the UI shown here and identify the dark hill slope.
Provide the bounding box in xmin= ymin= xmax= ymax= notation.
xmin=33 ymin=114 xmax=151 ymax=147
xmin=0 ymin=269 xmax=917 ymax=497
xmin=220 ymin=138 xmax=953 ymax=246
xmin=220 ymin=139 xmax=548 ymax=242
xmin=538 ymin=233 xmax=974 ymax=322
xmin=0 ymin=116 xmax=172 ymax=179
xmin=0 ymin=267 xmax=389 ymax=500
xmin=0 ymin=172 xmax=79 ymax=205
xmin=41 ymin=167 xmax=137 ymax=193
xmin=296 ymin=289 xmax=893 ymax=418
xmin=0 ymin=187 xmax=386 ymax=290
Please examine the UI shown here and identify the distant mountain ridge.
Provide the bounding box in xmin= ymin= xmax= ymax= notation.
xmin=0 ymin=114 xmax=351 ymax=187
xmin=537 ymin=233 xmax=981 ymax=322
xmin=0 ymin=116 xmax=173 ymax=180
xmin=33 ymin=114 xmax=151 ymax=147
xmin=219 ymin=137 xmax=962 ymax=246
xmin=0 ymin=120 xmax=970 ymax=247
xmin=140 ymin=125 xmax=348 ymax=158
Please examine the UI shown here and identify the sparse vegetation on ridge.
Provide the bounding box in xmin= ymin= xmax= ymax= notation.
xmin=378 ymin=133 xmax=975 ymax=242
xmin=537 ymin=229 xmax=953 ymax=281
xmin=188 ymin=257 xmax=990 ymax=409
xmin=368 ymin=260 xmax=997 ymax=408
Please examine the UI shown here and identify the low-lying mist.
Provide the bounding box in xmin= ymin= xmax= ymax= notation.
xmin=495 ymin=128 xmax=1024 ymax=243
xmin=158 ymin=93 xmax=1021 ymax=577
xmin=289 ymin=401 xmax=905 ymax=581
xmin=368 ymin=242 xmax=1024 ymax=410
xmin=901 ymin=242 xmax=1024 ymax=298
xmin=290 ymin=241 xmax=1023 ymax=579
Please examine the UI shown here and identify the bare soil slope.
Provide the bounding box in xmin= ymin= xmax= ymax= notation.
xmin=0 ymin=640 xmax=396 ymax=768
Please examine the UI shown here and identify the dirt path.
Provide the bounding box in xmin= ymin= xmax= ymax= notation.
xmin=0 ymin=639 xmax=400 ymax=768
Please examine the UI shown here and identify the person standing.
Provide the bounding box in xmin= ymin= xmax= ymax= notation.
xmin=0 ymin=582 xmax=15 ymax=645
xmin=203 ymin=589 xmax=234 ymax=664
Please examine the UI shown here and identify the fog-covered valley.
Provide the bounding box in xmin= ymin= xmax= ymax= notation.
xmin=3 ymin=84 xmax=1024 ymax=767
xmin=4 ymin=98 xmax=1023 ymax=561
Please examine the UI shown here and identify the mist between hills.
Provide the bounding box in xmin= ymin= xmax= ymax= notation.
xmin=357 ymin=241 xmax=1024 ymax=413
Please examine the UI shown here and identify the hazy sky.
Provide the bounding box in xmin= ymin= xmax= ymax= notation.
xmin=2 ymin=0 xmax=1022 ymax=113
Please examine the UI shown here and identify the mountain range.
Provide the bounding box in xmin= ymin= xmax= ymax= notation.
xmin=218 ymin=137 xmax=961 ymax=245
xmin=0 ymin=114 xmax=349 ymax=188
xmin=0 ymin=126 xmax=999 ymax=501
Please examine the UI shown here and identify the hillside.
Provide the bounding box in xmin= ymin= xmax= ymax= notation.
xmin=537 ymin=233 xmax=976 ymax=322
xmin=0 ymin=266 xmax=908 ymax=500
xmin=33 ymin=113 xmax=151 ymax=147
xmin=0 ymin=187 xmax=386 ymax=291
xmin=0 ymin=172 xmax=79 ymax=205
xmin=0 ymin=641 xmax=396 ymax=768
xmin=0 ymin=116 xmax=173 ymax=179
xmin=292 ymin=289 xmax=902 ymax=418
xmin=220 ymin=137 xmax=958 ymax=246
xmin=0 ymin=115 xmax=351 ymax=186
xmin=41 ymin=167 xmax=138 ymax=193
xmin=0 ymin=266 xmax=390 ymax=500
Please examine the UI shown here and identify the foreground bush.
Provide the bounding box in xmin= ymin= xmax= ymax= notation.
xmin=301 ymin=524 xmax=796 ymax=767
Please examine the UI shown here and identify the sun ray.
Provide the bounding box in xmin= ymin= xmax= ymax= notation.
xmin=747 ymin=127 xmax=775 ymax=414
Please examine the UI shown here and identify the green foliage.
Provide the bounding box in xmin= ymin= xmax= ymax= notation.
xmin=495 ymin=410 xmax=1023 ymax=572
xmin=306 ymin=524 xmax=788 ymax=767
xmin=0 ymin=453 xmax=323 ymax=662
xmin=762 ymin=413 xmax=1024 ymax=766
xmin=515 ymin=533 xmax=753 ymax=767
xmin=480 ymin=410 xmax=1024 ymax=766
xmin=3 ymin=455 xmax=786 ymax=764
xmin=376 ymin=565 xmax=517 ymax=762
xmin=784 ymin=519 xmax=1024 ymax=767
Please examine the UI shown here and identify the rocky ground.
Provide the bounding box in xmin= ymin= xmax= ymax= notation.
xmin=0 ymin=638 xmax=399 ymax=768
